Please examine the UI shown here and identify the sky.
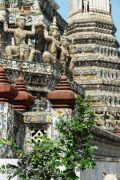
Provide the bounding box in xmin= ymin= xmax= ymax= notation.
xmin=55 ymin=0 xmax=120 ymax=42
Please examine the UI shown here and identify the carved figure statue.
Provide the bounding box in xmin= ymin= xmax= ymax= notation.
xmin=103 ymin=171 xmax=118 ymax=180
xmin=60 ymin=30 xmax=71 ymax=70
xmin=43 ymin=17 xmax=61 ymax=67
xmin=30 ymin=0 xmax=44 ymax=26
xmin=4 ymin=15 xmax=36 ymax=60
xmin=28 ymin=39 xmax=41 ymax=62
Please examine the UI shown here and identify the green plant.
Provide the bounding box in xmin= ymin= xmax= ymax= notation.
xmin=0 ymin=96 xmax=96 ymax=180
xmin=56 ymin=96 xmax=96 ymax=179
xmin=0 ymin=138 xmax=17 ymax=150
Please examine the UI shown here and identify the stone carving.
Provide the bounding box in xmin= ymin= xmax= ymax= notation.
xmin=42 ymin=51 xmax=53 ymax=64
xmin=26 ymin=0 xmax=44 ymax=26
xmin=96 ymin=117 xmax=104 ymax=127
xmin=31 ymin=97 xmax=48 ymax=112
xmin=27 ymin=39 xmax=41 ymax=62
xmin=43 ymin=17 xmax=61 ymax=67
xmin=60 ymin=30 xmax=71 ymax=70
xmin=103 ymin=171 xmax=118 ymax=180
xmin=4 ymin=14 xmax=40 ymax=61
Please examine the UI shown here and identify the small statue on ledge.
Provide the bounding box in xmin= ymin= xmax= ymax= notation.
xmin=43 ymin=17 xmax=61 ymax=67
xmin=4 ymin=14 xmax=39 ymax=61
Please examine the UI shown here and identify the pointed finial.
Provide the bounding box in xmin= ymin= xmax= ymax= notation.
xmin=14 ymin=75 xmax=35 ymax=111
xmin=0 ymin=64 xmax=17 ymax=103
xmin=47 ymin=73 xmax=75 ymax=109
xmin=50 ymin=16 xmax=59 ymax=33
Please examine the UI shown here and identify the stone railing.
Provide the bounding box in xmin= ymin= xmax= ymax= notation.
xmin=68 ymin=79 xmax=85 ymax=97
xmin=0 ymin=59 xmax=61 ymax=92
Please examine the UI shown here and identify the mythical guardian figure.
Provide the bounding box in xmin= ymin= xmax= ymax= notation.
xmin=4 ymin=14 xmax=39 ymax=61
xmin=42 ymin=17 xmax=61 ymax=68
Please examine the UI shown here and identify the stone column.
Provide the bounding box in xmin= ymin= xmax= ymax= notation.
xmin=13 ymin=74 xmax=35 ymax=152
xmin=0 ymin=65 xmax=23 ymax=158
xmin=69 ymin=0 xmax=83 ymax=16
xmin=98 ymin=0 xmax=101 ymax=12
xmin=68 ymin=0 xmax=73 ymax=16
xmin=78 ymin=0 xmax=82 ymax=12
xmin=0 ymin=103 xmax=15 ymax=158
xmin=92 ymin=0 xmax=96 ymax=11
xmin=89 ymin=0 xmax=93 ymax=11
xmin=107 ymin=0 xmax=110 ymax=13
xmin=47 ymin=73 xmax=75 ymax=139
xmin=95 ymin=0 xmax=98 ymax=11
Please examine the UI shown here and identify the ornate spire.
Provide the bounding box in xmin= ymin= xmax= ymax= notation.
xmin=67 ymin=0 xmax=120 ymax=129
xmin=14 ymin=74 xmax=35 ymax=111
xmin=47 ymin=73 xmax=75 ymax=109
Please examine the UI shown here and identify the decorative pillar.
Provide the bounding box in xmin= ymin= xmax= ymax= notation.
xmin=89 ymin=0 xmax=93 ymax=12
xmin=98 ymin=0 xmax=101 ymax=12
xmin=47 ymin=73 xmax=75 ymax=139
xmin=92 ymin=0 xmax=96 ymax=11
xmin=0 ymin=65 xmax=20 ymax=158
xmin=78 ymin=0 xmax=82 ymax=13
xmin=13 ymin=74 xmax=35 ymax=153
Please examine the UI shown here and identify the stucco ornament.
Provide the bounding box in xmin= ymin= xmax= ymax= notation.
xmin=9 ymin=0 xmax=18 ymax=7
xmin=28 ymin=0 xmax=44 ymax=26
xmin=27 ymin=39 xmax=41 ymax=62
xmin=103 ymin=171 xmax=118 ymax=180
xmin=3 ymin=14 xmax=37 ymax=61
xmin=43 ymin=17 xmax=61 ymax=67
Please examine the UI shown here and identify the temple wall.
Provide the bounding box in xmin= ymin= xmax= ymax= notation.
xmin=81 ymin=159 xmax=120 ymax=180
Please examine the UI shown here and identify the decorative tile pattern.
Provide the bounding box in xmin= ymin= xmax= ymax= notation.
xmin=0 ymin=103 xmax=23 ymax=158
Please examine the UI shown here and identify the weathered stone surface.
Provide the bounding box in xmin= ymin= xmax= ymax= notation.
xmin=68 ymin=0 xmax=120 ymax=129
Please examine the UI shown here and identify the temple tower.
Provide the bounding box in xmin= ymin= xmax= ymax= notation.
xmin=68 ymin=0 xmax=111 ymax=16
xmin=67 ymin=0 xmax=120 ymax=128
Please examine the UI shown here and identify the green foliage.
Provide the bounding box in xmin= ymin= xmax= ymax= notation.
xmin=55 ymin=96 xmax=96 ymax=179
xmin=0 ymin=136 xmax=62 ymax=180
xmin=0 ymin=138 xmax=17 ymax=149
xmin=0 ymin=96 xmax=96 ymax=180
